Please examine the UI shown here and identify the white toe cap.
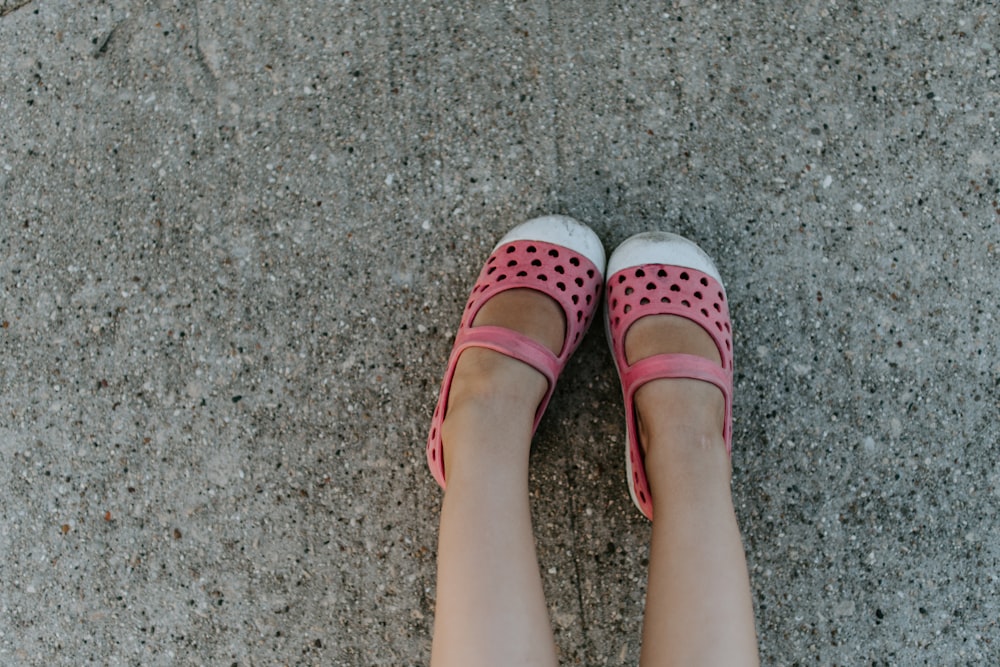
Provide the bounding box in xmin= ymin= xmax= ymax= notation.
xmin=494 ymin=215 xmax=606 ymax=279
xmin=606 ymin=231 xmax=723 ymax=285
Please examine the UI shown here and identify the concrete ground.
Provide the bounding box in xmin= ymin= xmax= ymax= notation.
xmin=2 ymin=1 xmax=998 ymax=665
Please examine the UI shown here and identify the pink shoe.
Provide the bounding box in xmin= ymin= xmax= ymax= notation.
xmin=605 ymin=232 xmax=734 ymax=520
xmin=427 ymin=216 xmax=606 ymax=489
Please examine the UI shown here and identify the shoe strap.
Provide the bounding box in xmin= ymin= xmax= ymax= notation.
xmin=622 ymin=352 xmax=732 ymax=449
xmin=452 ymin=325 xmax=561 ymax=430
xmin=622 ymin=354 xmax=733 ymax=453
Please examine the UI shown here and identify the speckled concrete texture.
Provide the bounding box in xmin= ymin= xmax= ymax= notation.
xmin=1 ymin=1 xmax=997 ymax=665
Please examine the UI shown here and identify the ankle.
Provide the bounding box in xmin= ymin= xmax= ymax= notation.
xmin=441 ymin=399 xmax=535 ymax=481
xmin=643 ymin=430 xmax=732 ymax=511
xmin=634 ymin=378 xmax=724 ymax=449
xmin=445 ymin=348 xmax=549 ymax=416
xmin=643 ymin=425 xmax=728 ymax=471
xmin=634 ymin=377 xmax=730 ymax=486
xmin=440 ymin=349 xmax=548 ymax=467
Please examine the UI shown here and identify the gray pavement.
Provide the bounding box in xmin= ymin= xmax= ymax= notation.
xmin=2 ymin=1 xmax=998 ymax=665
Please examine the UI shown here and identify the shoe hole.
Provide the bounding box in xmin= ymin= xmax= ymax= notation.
xmin=701 ymin=308 xmax=709 ymax=317
xmin=681 ymin=299 xmax=690 ymax=307
xmin=639 ymin=297 xmax=650 ymax=306
xmin=538 ymin=274 xmax=548 ymax=281
xmin=497 ymin=274 xmax=507 ymax=281
xmin=716 ymin=321 xmax=723 ymax=331
xmin=577 ymin=311 xmax=583 ymax=322
xmin=624 ymin=287 xmax=634 ymax=296
xmin=555 ymin=265 xmax=565 ymax=274
xmin=488 ymin=256 xmax=496 ymax=264
xmin=714 ymin=303 xmax=721 ymax=312
xmin=507 ymin=259 xmax=518 ymax=267
xmin=572 ymin=294 xmax=580 ymax=304
xmin=586 ymin=294 xmax=592 ymax=305
xmin=556 ymin=282 xmax=566 ymax=291
xmin=660 ymin=296 xmax=670 ymax=304
xmin=701 ymin=277 xmax=709 ymax=286
xmin=430 ymin=447 xmax=436 ymax=460
xmin=611 ymin=298 xmax=617 ymax=308
xmin=614 ymin=316 xmax=621 ymax=326
xmin=624 ymin=304 xmax=632 ymax=314
xmin=638 ymin=490 xmax=646 ymax=503
xmin=587 ymin=269 xmax=595 ymax=278
xmin=718 ymin=291 xmax=725 ymax=301
xmin=657 ymin=269 xmax=668 ymax=278
xmin=487 ymin=266 xmax=497 ymax=275
xmin=575 ymin=277 xmax=584 ymax=287
xmin=531 ymin=259 xmax=542 ymax=267
xmin=670 ymin=284 xmax=680 ymax=292
xmin=574 ymin=332 xmax=580 ymax=342
xmin=694 ymin=291 xmax=703 ymax=299
xmin=569 ymin=257 xmax=580 ymax=266
xmin=506 ymin=245 xmax=516 ymax=253
xmin=635 ymin=268 xmax=645 ymax=278
xmin=548 ymin=248 xmax=559 ymax=257
xmin=726 ymin=339 xmax=731 ymax=351
xmin=617 ymin=275 xmax=626 ymax=284
xmin=680 ymin=271 xmax=689 ymax=280
xmin=527 ymin=245 xmax=537 ymax=253
xmin=724 ymin=322 xmax=731 ymax=332
xmin=646 ymin=282 xmax=656 ymax=291
xmin=517 ymin=271 xmax=527 ymax=277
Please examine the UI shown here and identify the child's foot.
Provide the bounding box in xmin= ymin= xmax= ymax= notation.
xmin=604 ymin=231 xmax=733 ymax=518
xmin=426 ymin=215 xmax=606 ymax=489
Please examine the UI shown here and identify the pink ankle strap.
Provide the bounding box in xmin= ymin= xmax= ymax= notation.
xmin=621 ymin=353 xmax=733 ymax=453
xmin=452 ymin=325 xmax=560 ymax=431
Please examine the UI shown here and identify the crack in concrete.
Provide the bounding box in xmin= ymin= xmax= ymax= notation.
xmin=564 ymin=460 xmax=593 ymax=665
xmin=541 ymin=0 xmax=563 ymax=213
xmin=191 ymin=0 xmax=219 ymax=87
xmin=0 ymin=0 xmax=33 ymax=19
xmin=93 ymin=19 xmax=129 ymax=59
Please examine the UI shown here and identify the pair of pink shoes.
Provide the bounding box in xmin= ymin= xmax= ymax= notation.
xmin=426 ymin=216 xmax=734 ymax=521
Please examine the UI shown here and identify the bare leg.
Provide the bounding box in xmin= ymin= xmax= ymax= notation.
xmin=430 ymin=289 xmax=564 ymax=667
xmin=626 ymin=315 xmax=759 ymax=667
